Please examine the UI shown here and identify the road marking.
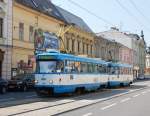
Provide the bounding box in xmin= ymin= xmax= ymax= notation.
xmin=141 ymin=91 xmax=147 ymax=94
xmin=25 ymin=95 xmax=37 ymax=98
xmin=101 ymin=103 xmax=117 ymax=110
xmin=129 ymin=90 xmax=135 ymax=92
xmin=0 ymin=98 xmax=15 ymax=102
xmin=82 ymin=113 xmax=93 ymax=116
xmin=133 ymin=94 xmax=140 ymax=98
xmin=120 ymin=98 xmax=131 ymax=103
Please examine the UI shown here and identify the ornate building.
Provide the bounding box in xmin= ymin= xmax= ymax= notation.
xmin=95 ymin=35 xmax=121 ymax=62
xmin=11 ymin=0 xmax=94 ymax=78
xmin=0 ymin=0 xmax=13 ymax=79
xmin=56 ymin=6 xmax=95 ymax=57
xmin=145 ymin=47 xmax=150 ymax=75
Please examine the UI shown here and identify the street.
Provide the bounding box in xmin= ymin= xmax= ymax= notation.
xmin=0 ymin=80 xmax=150 ymax=116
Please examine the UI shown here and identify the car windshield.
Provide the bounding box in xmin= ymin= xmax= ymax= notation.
xmin=37 ymin=60 xmax=64 ymax=73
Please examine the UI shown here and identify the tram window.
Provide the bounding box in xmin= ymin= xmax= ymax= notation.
xmin=93 ymin=64 xmax=98 ymax=73
xmin=111 ymin=67 xmax=115 ymax=74
xmin=81 ymin=62 xmax=88 ymax=73
xmin=115 ymin=67 xmax=119 ymax=75
xmin=64 ymin=60 xmax=75 ymax=73
xmin=39 ymin=61 xmax=57 ymax=73
xmin=122 ymin=68 xmax=124 ymax=74
xmin=98 ymin=65 xmax=107 ymax=74
xmin=75 ymin=62 xmax=81 ymax=73
xmin=56 ymin=61 xmax=64 ymax=73
xmin=88 ymin=63 xmax=93 ymax=73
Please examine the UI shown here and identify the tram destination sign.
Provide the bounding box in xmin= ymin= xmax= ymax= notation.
xmin=38 ymin=55 xmax=56 ymax=60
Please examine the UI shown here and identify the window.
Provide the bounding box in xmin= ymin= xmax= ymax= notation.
xmin=81 ymin=62 xmax=88 ymax=73
xmin=39 ymin=61 xmax=56 ymax=73
xmin=37 ymin=60 xmax=64 ymax=73
xmin=90 ymin=45 xmax=93 ymax=55
xmin=66 ymin=38 xmax=69 ymax=51
xmin=88 ymin=63 xmax=93 ymax=73
xmin=65 ymin=60 xmax=75 ymax=73
xmin=29 ymin=26 xmax=34 ymax=42
xmin=87 ymin=44 xmax=89 ymax=55
xmin=97 ymin=64 xmax=107 ymax=74
xmin=0 ymin=18 xmax=3 ymax=38
xmin=72 ymin=39 xmax=75 ymax=52
xmin=83 ymin=43 xmax=85 ymax=54
xmin=19 ymin=23 xmax=24 ymax=40
xmin=78 ymin=41 xmax=80 ymax=53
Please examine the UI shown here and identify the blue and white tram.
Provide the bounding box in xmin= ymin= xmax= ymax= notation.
xmin=34 ymin=51 xmax=133 ymax=95
xmin=107 ymin=63 xmax=133 ymax=87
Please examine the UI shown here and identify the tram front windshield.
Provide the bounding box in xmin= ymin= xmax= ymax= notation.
xmin=37 ymin=60 xmax=64 ymax=73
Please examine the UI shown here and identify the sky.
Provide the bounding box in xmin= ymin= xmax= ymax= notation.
xmin=52 ymin=0 xmax=150 ymax=46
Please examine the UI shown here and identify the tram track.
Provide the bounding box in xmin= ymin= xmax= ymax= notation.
xmin=5 ymin=89 xmax=110 ymax=116
xmin=4 ymin=85 xmax=150 ymax=116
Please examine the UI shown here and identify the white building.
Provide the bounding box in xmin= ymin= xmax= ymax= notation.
xmin=145 ymin=49 xmax=150 ymax=75
xmin=0 ymin=0 xmax=13 ymax=79
xmin=146 ymin=54 xmax=150 ymax=68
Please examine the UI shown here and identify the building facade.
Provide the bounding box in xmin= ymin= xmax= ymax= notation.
xmin=128 ymin=32 xmax=146 ymax=76
xmin=0 ymin=0 xmax=13 ymax=80
xmin=145 ymin=52 xmax=150 ymax=74
xmin=95 ymin=35 xmax=120 ymax=62
xmin=95 ymin=34 xmax=132 ymax=65
xmin=12 ymin=0 xmax=65 ymax=77
xmin=98 ymin=27 xmax=146 ymax=78
xmin=56 ymin=6 xmax=95 ymax=57
xmin=11 ymin=0 xmax=95 ymax=78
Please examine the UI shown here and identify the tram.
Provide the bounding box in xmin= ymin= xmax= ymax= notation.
xmin=34 ymin=50 xmax=133 ymax=95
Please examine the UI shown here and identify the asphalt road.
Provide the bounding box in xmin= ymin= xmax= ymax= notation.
xmin=0 ymin=79 xmax=150 ymax=116
xmin=58 ymin=81 xmax=150 ymax=116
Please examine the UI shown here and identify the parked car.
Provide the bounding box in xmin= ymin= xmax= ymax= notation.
xmin=137 ymin=74 xmax=145 ymax=80
xmin=0 ymin=78 xmax=8 ymax=94
xmin=8 ymin=74 xmax=35 ymax=92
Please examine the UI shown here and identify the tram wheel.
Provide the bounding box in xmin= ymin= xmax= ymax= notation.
xmin=75 ymin=87 xmax=85 ymax=95
xmin=107 ymin=82 xmax=111 ymax=89
xmin=120 ymin=83 xmax=124 ymax=87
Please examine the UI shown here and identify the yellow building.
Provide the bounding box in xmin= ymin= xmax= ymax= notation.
xmin=12 ymin=0 xmax=95 ymax=76
xmin=56 ymin=6 xmax=95 ymax=57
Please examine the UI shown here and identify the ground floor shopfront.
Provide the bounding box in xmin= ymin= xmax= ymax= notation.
xmin=12 ymin=47 xmax=36 ymax=77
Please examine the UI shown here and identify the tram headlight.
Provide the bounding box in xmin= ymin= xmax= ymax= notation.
xmin=34 ymin=80 xmax=38 ymax=84
xmin=49 ymin=80 xmax=53 ymax=84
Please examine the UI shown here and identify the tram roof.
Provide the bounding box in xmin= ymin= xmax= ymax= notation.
xmin=37 ymin=52 xmax=108 ymax=65
xmin=110 ymin=62 xmax=133 ymax=68
xmin=37 ymin=52 xmax=133 ymax=68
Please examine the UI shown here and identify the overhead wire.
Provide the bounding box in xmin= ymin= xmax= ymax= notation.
xmin=129 ymin=0 xmax=150 ymax=24
xmin=115 ymin=0 xmax=150 ymax=31
xmin=68 ymin=0 xmax=114 ymax=27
